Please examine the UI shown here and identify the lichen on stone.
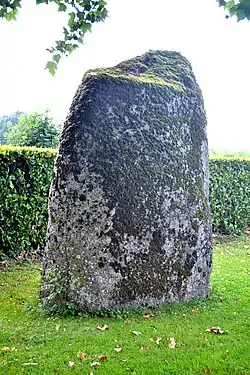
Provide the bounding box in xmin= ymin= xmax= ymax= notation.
xmin=41 ymin=50 xmax=212 ymax=314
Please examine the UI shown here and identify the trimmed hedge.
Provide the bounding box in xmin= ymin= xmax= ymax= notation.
xmin=0 ymin=147 xmax=249 ymax=258
xmin=209 ymin=156 xmax=250 ymax=234
xmin=0 ymin=146 xmax=56 ymax=258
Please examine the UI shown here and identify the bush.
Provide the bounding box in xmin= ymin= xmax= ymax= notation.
xmin=0 ymin=147 xmax=249 ymax=259
xmin=0 ymin=111 xmax=24 ymax=145
xmin=0 ymin=146 xmax=56 ymax=258
xmin=210 ymin=156 xmax=250 ymax=234
xmin=6 ymin=111 xmax=60 ymax=149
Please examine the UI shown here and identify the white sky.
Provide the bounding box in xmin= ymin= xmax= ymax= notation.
xmin=0 ymin=0 xmax=249 ymax=152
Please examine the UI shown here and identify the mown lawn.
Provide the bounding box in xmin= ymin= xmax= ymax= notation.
xmin=0 ymin=237 xmax=249 ymax=375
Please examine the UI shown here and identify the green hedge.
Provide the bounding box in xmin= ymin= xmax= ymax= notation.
xmin=0 ymin=147 xmax=249 ymax=258
xmin=0 ymin=146 xmax=56 ymax=258
xmin=209 ymin=156 xmax=250 ymax=234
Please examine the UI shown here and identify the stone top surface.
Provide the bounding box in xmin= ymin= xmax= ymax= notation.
xmin=84 ymin=50 xmax=197 ymax=92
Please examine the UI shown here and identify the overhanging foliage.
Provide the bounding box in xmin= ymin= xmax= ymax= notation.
xmin=0 ymin=1 xmax=248 ymax=74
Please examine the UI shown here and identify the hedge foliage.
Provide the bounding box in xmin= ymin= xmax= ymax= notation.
xmin=209 ymin=156 xmax=250 ymax=234
xmin=0 ymin=146 xmax=56 ymax=258
xmin=0 ymin=147 xmax=249 ymax=258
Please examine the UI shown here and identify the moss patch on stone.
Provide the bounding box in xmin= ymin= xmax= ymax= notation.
xmin=85 ymin=50 xmax=197 ymax=93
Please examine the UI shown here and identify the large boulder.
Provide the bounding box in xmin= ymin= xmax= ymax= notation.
xmin=41 ymin=50 xmax=212 ymax=314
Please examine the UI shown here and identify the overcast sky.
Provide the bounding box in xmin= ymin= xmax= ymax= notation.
xmin=0 ymin=0 xmax=249 ymax=152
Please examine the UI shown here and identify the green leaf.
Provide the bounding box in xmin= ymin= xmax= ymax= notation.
xmin=58 ymin=3 xmax=66 ymax=12
xmin=64 ymin=43 xmax=77 ymax=54
xmin=225 ymin=0 xmax=236 ymax=10
xmin=12 ymin=0 xmax=21 ymax=9
xmin=63 ymin=27 xmax=69 ymax=36
xmin=84 ymin=3 xmax=92 ymax=11
xmin=6 ymin=9 xmax=18 ymax=21
xmin=237 ymin=8 xmax=246 ymax=20
xmin=68 ymin=12 xmax=75 ymax=26
xmin=36 ymin=0 xmax=49 ymax=4
xmin=45 ymin=61 xmax=57 ymax=76
xmin=52 ymin=54 xmax=61 ymax=63
xmin=229 ymin=6 xmax=239 ymax=16
xmin=80 ymin=21 xmax=92 ymax=32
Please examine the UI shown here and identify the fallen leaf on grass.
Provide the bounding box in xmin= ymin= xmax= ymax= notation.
xmin=148 ymin=338 xmax=154 ymax=342
xmin=97 ymin=324 xmax=109 ymax=331
xmin=1 ymin=347 xmax=10 ymax=353
xmin=143 ymin=314 xmax=154 ymax=318
xmin=78 ymin=352 xmax=88 ymax=360
xmin=132 ymin=331 xmax=142 ymax=336
xmin=11 ymin=347 xmax=17 ymax=352
xmin=91 ymin=361 xmax=100 ymax=367
xmin=124 ymin=319 xmax=131 ymax=324
xmin=121 ymin=359 xmax=128 ymax=362
xmin=98 ymin=355 xmax=108 ymax=361
xmin=206 ymin=327 xmax=224 ymax=334
xmin=202 ymin=368 xmax=211 ymax=374
xmin=168 ymin=337 xmax=176 ymax=348
xmin=9 ymin=336 xmax=15 ymax=342
xmin=140 ymin=345 xmax=148 ymax=351
xmin=155 ymin=337 xmax=161 ymax=345
xmin=55 ymin=324 xmax=60 ymax=331
xmin=114 ymin=347 xmax=123 ymax=353
xmin=68 ymin=361 xmax=75 ymax=367
xmin=192 ymin=309 xmax=200 ymax=314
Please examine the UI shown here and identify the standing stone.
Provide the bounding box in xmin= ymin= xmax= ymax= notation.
xmin=41 ymin=50 xmax=212 ymax=314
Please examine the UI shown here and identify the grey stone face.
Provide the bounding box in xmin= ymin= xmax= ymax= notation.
xmin=41 ymin=50 xmax=212 ymax=314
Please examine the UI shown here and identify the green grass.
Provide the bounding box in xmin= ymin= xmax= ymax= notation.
xmin=0 ymin=238 xmax=249 ymax=375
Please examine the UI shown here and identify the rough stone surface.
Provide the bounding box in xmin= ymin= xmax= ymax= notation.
xmin=41 ymin=50 xmax=212 ymax=314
